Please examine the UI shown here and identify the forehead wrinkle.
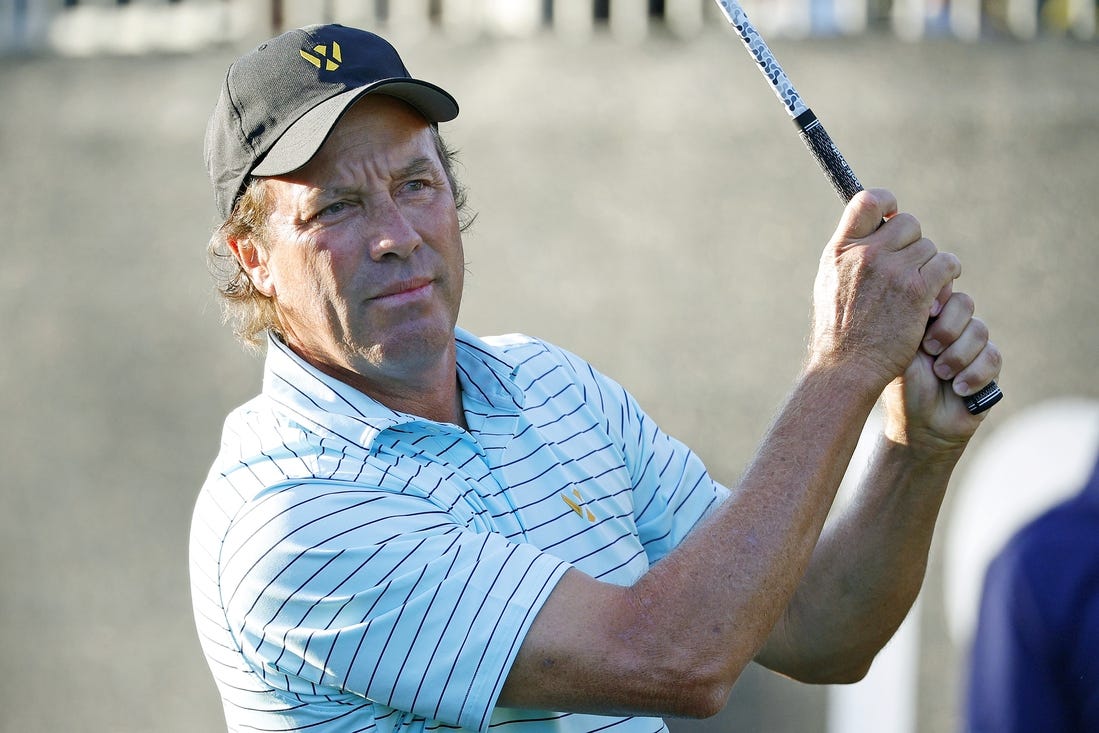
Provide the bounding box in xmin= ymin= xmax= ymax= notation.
xmin=318 ymin=125 xmax=439 ymax=179
xmin=395 ymin=156 xmax=441 ymax=179
xmin=323 ymin=115 xmax=432 ymax=163
xmin=308 ymin=154 xmax=439 ymax=197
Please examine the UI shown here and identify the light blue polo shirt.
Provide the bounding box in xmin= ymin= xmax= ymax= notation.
xmin=190 ymin=328 xmax=729 ymax=733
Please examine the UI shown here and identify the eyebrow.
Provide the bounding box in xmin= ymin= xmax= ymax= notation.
xmin=394 ymin=156 xmax=439 ymax=180
xmin=312 ymin=157 xmax=441 ymax=200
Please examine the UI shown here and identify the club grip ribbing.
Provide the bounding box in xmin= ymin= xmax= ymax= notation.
xmin=795 ymin=110 xmax=865 ymax=203
xmin=792 ymin=110 xmax=1002 ymax=415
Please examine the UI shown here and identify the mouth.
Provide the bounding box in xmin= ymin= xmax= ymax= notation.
xmin=370 ymin=277 xmax=434 ymax=304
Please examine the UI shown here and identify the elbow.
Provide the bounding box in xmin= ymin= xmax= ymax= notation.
xmin=816 ymin=659 xmax=873 ymax=685
xmin=669 ymin=653 xmax=873 ymax=719
xmin=782 ymin=651 xmax=876 ymax=686
xmin=664 ymin=679 xmax=733 ymax=720
xmin=681 ymin=681 xmax=736 ymax=720
xmin=663 ymin=658 xmax=742 ymax=719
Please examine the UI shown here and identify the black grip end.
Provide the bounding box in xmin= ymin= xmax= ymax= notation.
xmin=963 ymin=381 xmax=1003 ymax=415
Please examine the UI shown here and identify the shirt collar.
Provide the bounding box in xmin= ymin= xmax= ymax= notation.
xmin=454 ymin=326 xmax=526 ymax=410
xmin=261 ymin=328 xmax=525 ymax=449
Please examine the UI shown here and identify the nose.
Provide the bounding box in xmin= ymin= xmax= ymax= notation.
xmin=368 ymin=197 xmax=421 ymax=261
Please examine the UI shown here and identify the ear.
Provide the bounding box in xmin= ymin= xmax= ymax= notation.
xmin=229 ymin=236 xmax=276 ymax=298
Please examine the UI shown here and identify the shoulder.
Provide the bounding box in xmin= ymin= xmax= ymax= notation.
xmin=479 ymin=333 xmax=621 ymax=395
xmin=1000 ymin=494 xmax=1099 ymax=563
xmin=200 ymin=392 xmax=386 ymax=514
xmin=215 ymin=394 xmax=324 ymax=475
xmin=985 ymin=494 xmax=1099 ymax=623
xmin=480 ymin=333 xmax=581 ymax=370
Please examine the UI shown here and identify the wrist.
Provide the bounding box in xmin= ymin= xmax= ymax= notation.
xmin=881 ymin=417 xmax=969 ymax=467
xmin=800 ymin=354 xmax=891 ymax=408
xmin=804 ymin=342 xmax=900 ymax=399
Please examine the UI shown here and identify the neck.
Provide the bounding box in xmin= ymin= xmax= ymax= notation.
xmin=287 ymin=338 xmax=467 ymax=429
xmin=362 ymin=371 xmax=467 ymax=429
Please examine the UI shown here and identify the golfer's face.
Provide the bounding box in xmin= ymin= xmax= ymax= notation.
xmin=259 ymin=95 xmax=465 ymax=383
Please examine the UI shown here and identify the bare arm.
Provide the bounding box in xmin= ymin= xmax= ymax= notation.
xmin=498 ymin=190 xmax=988 ymax=717
xmin=500 ymin=362 xmax=881 ymax=717
xmin=758 ymin=233 xmax=1001 ymax=681
xmin=755 ymin=432 xmax=961 ymax=682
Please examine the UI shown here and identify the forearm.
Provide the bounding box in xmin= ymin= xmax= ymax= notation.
xmin=502 ymin=362 xmax=884 ymax=717
xmin=757 ymin=430 xmax=964 ymax=682
xmin=615 ymin=363 xmax=884 ymax=707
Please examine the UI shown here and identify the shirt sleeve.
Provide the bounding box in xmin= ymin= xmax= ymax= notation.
xmin=219 ymin=480 xmax=571 ymax=733
xmin=548 ymin=343 xmax=731 ymax=564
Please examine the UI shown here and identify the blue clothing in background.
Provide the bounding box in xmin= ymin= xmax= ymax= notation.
xmin=966 ymin=451 xmax=1099 ymax=732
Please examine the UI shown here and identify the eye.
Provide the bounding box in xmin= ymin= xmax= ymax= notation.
xmin=308 ymin=199 xmax=353 ymax=223
xmin=320 ymin=200 xmax=347 ymax=217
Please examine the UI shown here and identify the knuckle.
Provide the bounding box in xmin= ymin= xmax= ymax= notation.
xmin=915 ymin=237 xmax=938 ymax=259
xmin=890 ymin=211 xmax=916 ymax=227
xmin=949 ymin=252 xmax=963 ymax=277
xmin=852 ymin=242 xmax=879 ymax=270
xmin=881 ymin=212 xmax=921 ymax=245
xmin=986 ymin=344 xmax=1003 ymax=370
xmin=943 ymin=347 xmax=967 ymax=371
xmin=903 ymin=277 xmax=929 ymax=304
xmin=932 ymin=313 xmax=963 ymax=341
xmin=953 ymin=291 xmax=975 ymax=314
xmin=968 ymin=316 xmax=989 ymax=340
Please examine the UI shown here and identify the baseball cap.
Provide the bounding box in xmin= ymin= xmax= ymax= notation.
xmin=204 ymin=24 xmax=459 ymax=222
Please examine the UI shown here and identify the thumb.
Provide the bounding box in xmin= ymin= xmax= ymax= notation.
xmin=835 ymin=188 xmax=898 ymax=241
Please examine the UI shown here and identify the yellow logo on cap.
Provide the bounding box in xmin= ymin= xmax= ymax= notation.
xmin=300 ymin=40 xmax=342 ymax=71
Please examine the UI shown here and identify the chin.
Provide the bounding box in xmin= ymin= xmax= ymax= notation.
xmin=359 ymin=319 xmax=456 ymax=371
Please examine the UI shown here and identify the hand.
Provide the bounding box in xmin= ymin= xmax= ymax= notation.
xmin=808 ymin=189 xmax=962 ymax=390
xmin=882 ymin=289 xmax=1002 ymax=449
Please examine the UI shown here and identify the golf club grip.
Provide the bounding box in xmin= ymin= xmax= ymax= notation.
xmin=794 ymin=110 xmax=864 ymax=202
xmin=792 ymin=111 xmax=1002 ymax=415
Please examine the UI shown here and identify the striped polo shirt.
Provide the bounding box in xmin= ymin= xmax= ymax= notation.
xmin=190 ymin=328 xmax=729 ymax=733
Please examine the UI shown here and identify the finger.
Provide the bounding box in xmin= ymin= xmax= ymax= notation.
xmin=873 ymin=212 xmax=924 ymax=254
xmin=951 ymin=340 xmax=1002 ymax=397
xmin=918 ymin=252 xmax=963 ymax=306
xmin=931 ymin=319 xmax=997 ymax=393
xmin=923 ymin=291 xmax=975 ymax=356
xmin=930 ymin=280 xmax=954 ymax=318
xmin=932 ymin=327 xmax=1001 ymax=398
xmin=835 ymin=188 xmax=898 ymax=240
xmin=931 ymin=320 xmax=986 ymax=382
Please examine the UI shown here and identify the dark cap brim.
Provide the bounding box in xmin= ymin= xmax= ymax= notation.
xmin=251 ymin=78 xmax=458 ymax=178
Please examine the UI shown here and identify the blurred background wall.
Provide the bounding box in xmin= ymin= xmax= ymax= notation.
xmin=1 ymin=1 xmax=1096 ymax=731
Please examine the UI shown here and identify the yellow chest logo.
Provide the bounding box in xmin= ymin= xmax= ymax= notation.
xmin=561 ymin=488 xmax=596 ymax=522
xmin=300 ymin=41 xmax=342 ymax=71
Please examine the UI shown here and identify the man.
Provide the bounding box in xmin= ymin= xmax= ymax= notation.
xmin=191 ymin=23 xmax=1001 ymax=733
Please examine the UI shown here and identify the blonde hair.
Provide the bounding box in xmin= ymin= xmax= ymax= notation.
xmin=206 ymin=127 xmax=472 ymax=351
